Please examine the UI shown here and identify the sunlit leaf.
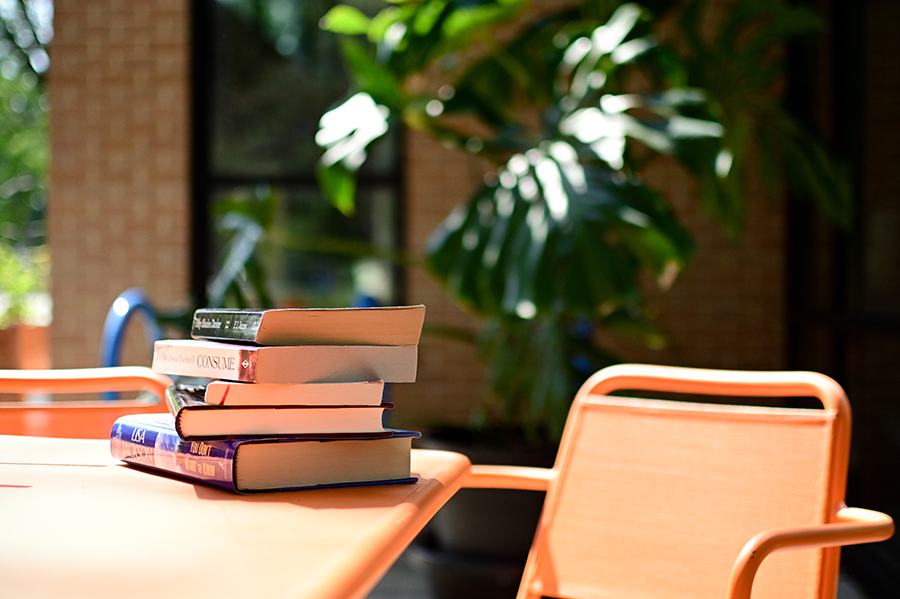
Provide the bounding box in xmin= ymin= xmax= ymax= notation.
xmin=443 ymin=1 xmax=519 ymax=41
xmin=411 ymin=0 xmax=449 ymax=36
xmin=316 ymin=94 xmax=391 ymax=203
xmin=427 ymin=145 xmax=694 ymax=320
xmin=319 ymin=5 xmax=371 ymax=35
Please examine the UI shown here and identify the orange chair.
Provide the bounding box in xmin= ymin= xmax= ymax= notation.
xmin=0 ymin=367 xmax=171 ymax=439
xmin=466 ymin=364 xmax=894 ymax=599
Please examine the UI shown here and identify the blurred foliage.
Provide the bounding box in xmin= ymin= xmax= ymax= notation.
xmin=0 ymin=68 xmax=45 ymax=246
xmin=207 ymin=186 xmax=279 ymax=309
xmin=0 ymin=239 xmax=49 ymax=327
xmin=316 ymin=0 xmax=851 ymax=441
xmin=674 ymin=0 xmax=852 ymax=232
xmin=0 ymin=0 xmax=50 ymax=248
xmin=0 ymin=0 xmax=51 ymax=329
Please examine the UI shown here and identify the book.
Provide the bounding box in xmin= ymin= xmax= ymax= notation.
xmin=164 ymin=385 xmax=391 ymax=439
xmin=191 ymin=305 xmax=426 ymax=346
xmin=109 ymin=413 xmax=419 ymax=494
xmin=151 ymin=339 xmax=418 ymax=384
xmin=196 ymin=379 xmax=385 ymax=407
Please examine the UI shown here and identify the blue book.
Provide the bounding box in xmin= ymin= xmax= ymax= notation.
xmin=110 ymin=413 xmax=419 ymax=494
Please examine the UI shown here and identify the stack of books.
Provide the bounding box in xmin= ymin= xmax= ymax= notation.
xmin=109 ymin=305 xmax=426 ymax=494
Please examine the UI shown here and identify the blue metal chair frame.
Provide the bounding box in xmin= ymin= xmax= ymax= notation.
xmin=99 ymin=288 xmax=164 ymax=400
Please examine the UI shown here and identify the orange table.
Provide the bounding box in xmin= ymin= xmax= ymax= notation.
xmin=0 ymin=434 xmax=470 ymax=599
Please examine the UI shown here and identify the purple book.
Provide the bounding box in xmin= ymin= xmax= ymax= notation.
xmin=110 ymin=413 xmax=418 ymax=494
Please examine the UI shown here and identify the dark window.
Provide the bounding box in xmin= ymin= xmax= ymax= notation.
xmin=192 ymin=0 xmax=402 ymax=309
xmin=787 ymin=1 xmax=900 ymax=593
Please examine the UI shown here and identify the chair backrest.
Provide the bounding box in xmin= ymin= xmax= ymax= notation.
xmin=0 ymin=367 xmax=171 ymax=439
xmin=522 ymin=364 xmax=850 ymax=599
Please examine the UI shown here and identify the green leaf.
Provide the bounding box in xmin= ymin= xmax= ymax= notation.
xmin=426 ymin=144 xmax=694 ymax=321
xmin=412 ymin=0 xmax=450 ymax=36
xmin=378 ymin=0 xmax=527 ymax=77
xmin=316 ymin=162 xmax=357 ymax=216
xmin=0 ymin=241 xmax=49 ymax=327
xmin=319 ymin=5 xmax=371 ymax=35
xmin=338 ymin=39 xmax=406 ymax=106
xmin=368 ymin=6 xmax=402 ymax=42
xmin=315 ymin=92 xmax=391 ymax=215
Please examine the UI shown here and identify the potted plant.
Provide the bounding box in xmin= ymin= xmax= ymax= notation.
xmin=0 ymin=3 xmax=51 ymax=375
xmin=0 ymin=241 xmax=51 ymax=371
xmin=314 ymin=0 xmax=849 ymax=595
xmin=316 ymin=0 xmax=848 ymax=436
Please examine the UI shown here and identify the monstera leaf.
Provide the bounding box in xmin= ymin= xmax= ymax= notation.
xmin=426 ymin=142 xmax=695 ymax=321
xmin=316 ymin=93 xmax=391 ymax=215
xmin=423 ymin=3 xmax=722 ymax=325
xmin=315 ymin=2 xmax=724 ymax=436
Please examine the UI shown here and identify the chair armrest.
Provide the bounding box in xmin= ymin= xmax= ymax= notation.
xmin=728 ymin=506 xmax=895 ymax=599
xmin=465 ymin=464 xmax=556 ymax=491
xmin=0 ymin=367 xmax=173 ymax=401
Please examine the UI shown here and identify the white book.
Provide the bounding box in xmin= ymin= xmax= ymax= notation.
xmin=198 ymin=379 xmax=385 ymax=407
xmin=152 ymin=339 xmax=417 ymax=384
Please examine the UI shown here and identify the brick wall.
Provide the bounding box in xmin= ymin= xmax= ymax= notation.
xmin=47 ymin=0 xmax=191 ymax=369
xmin=43 ymin=0 xmax=785 ymax=422
xmin=598 ymin=159 xmax=786 ymax=371
xmin=390 ymin=131 xmax=489 ymax=429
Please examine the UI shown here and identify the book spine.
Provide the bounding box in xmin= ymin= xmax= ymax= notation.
xmin=152 ymin=341 xmax=256 ymax=381
xmin=192 ymin=310 xmax=263 ymax=342
xmin=205 ymin=380 xmax=385 ymax=407
xmin=110 ymin=418 xmax=237 ymax=492
xmin=165 ymin=385 xmax=195 ymax=438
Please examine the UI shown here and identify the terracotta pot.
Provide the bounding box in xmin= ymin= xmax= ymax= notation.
xmin=0 ymin=324 xmax=51 ymax=400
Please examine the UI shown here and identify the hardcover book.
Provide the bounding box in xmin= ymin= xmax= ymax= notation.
xmin=196 ymin=379 xmax=385 ymax=407
xmin=164 ymin=385 xmax=391 ymax=440
xmin=191 ymin=305 xmax=426 ymax=346
xmin=151 ymin=339 xmax=418 ymax=384
xmin=109 ymin=413 xmax=419 ymax=494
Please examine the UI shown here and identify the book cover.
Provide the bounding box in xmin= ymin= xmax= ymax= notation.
xmin=190 ymin=305 xmax=425 ymax=346
xmin=151 ymin=339 xmax=418 ymax=384
xmin=109 ymin=413 xmax=419 ymax=494
xmin=164 ymin=385 xmax=392 ymax=440
xmin=198 ymin=379 xmax=385 ymax=407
